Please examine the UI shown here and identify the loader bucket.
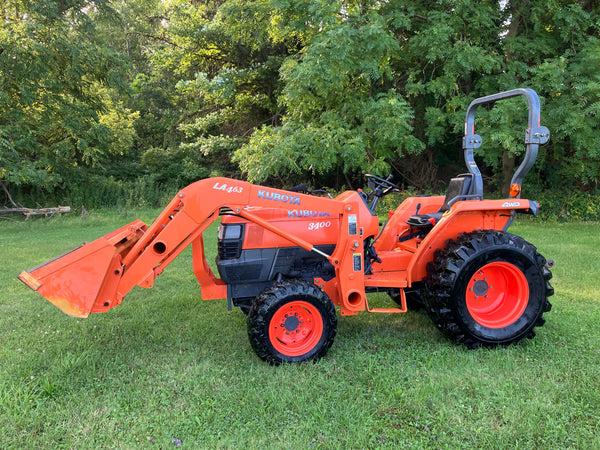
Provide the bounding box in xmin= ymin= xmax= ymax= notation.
xmin=18 ymin=220 xmax=147 ymax=318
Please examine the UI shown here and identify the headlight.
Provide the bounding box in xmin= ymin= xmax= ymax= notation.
xmin=219 ymin=224 xmax=243 ymax=240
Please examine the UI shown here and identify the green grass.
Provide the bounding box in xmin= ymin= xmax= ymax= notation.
xmin=1 ymin=211 xmax=599 ymax=448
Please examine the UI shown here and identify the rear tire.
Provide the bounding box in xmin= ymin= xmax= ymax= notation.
xmin=247 ymin=280 xmax=337 ymax=364
xmin=424 ymin=230 xmax=553 ymax=348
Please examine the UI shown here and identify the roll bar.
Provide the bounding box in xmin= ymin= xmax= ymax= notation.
xmin=462 ymin=88 xmax=550 ymax=198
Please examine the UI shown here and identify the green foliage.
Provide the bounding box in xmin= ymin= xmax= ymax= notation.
xmin=237 ymin=91 xmax=423 ymax=182
xmin=2 ymin=0 xmax=600 ymax=208
xmin=532 ymin=35 xmax=600 ymax=187
xmin=135 ymin=0 xmax=284 ymax=187
xmin=63 ymin=175 xmax=178 ymax=209
xmin=532 ymin=189 xmax=600 ymax=222
xmin=8 ymin=174 xmax=178 ymax=210
xmin=0 ymin=0 xmax=132 ymax=193
xmin=141 ymin=138 xmax=240 ymax=187
xmin=236 ymin=1 xmax=425 ymax=183
xmin=129 ymin=73 xmax=181 ymax=152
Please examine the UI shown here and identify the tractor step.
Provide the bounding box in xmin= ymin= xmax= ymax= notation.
xmin=365 ymin=289 xmax=407 ymax=313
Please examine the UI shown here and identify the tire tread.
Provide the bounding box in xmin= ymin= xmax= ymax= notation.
xmin=424 ymin=230 xmax=553 ymax=348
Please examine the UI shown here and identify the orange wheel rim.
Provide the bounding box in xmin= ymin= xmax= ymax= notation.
xmin=466 ymin=262 xmax=529 ymax=328
xmin=269 ymin=301 xmax=324 ymax=357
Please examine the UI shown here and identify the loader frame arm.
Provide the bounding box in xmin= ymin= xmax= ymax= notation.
xmin=20 ymin=178 xmax=378 ymax=318
xmin=119 ymin=179 xmax=345 ymax=295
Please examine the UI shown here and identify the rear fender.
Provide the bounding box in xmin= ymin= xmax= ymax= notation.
xmin=407 ymin=199 xmax=538 ymax=283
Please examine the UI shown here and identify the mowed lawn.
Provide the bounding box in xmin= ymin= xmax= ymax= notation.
xmin=1 ymin=211 xmax=598 ymax=448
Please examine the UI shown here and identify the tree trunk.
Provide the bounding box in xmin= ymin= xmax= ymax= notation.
xmin=0 ymin=206 xmax=71 ymax=220
xmin=501 ymin=0 xmax=529 ymax=196
xmin=502 ymin=150 xmax=515 ymax=197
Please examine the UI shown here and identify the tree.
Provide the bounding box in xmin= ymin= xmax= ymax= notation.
xmin=0 ymin=0 xmax=133 ymax=200
xmin=3 ymin=0 xmax=599 ymax=207
xmin=528 ymin=2 xmax=600 ymax=190
xmin=137 ymin=0 xmax=288 ymax=186
xmin=235 ymin=0 xmax=425 ymax=187
xmin=388 ymin=0 xmax=600 ymax=193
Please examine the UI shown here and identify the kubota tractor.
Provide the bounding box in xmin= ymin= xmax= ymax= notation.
xmin=19 ymin=89 xmax=554 ymax=364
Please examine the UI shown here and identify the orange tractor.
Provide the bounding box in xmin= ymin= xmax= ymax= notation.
xmin=19 ymin=89 xmax=554 ymax=364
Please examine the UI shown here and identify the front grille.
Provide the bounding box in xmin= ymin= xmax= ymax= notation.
xmin=218 ymin=240 xmax=242 ymax=260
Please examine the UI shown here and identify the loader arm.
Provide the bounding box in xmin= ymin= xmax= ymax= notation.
xmin=19 ymin=177 xmax=377 ymax=318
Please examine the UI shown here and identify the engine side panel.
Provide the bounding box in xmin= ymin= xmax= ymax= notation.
xmin=221 ymin=208 xmax=340 ymax=250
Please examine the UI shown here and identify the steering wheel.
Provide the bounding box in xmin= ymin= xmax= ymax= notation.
xmin=365 ymin=174 xmax=401 ymax=196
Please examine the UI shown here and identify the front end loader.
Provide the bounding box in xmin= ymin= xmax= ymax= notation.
xmin=19 ymin=89 xmax=554 ymax=364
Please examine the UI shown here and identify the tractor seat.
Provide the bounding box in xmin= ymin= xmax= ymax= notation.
xmin=407 ymin=174 xmax=473 ymax=228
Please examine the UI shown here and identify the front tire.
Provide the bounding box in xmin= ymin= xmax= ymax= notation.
xmin=247 ymin=280 xmax=337 ymax=364
xmin=424 ymin=230 xmax=553 ymax=348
